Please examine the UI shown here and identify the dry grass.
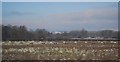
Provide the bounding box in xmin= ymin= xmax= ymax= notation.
xmin=2 ymin=41 xmax=119 ymax=60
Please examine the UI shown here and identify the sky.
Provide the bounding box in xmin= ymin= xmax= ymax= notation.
xmin=2 ymin=2 xmax=118 ymax=31
xmin=0 ymin=2 xmax=2 ymax=25
xmin=2 ymin=0 xmax=120 ymax=2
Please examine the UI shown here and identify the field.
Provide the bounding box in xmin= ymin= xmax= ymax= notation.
xmin=2 ymin=41 xmax=119 ymax=60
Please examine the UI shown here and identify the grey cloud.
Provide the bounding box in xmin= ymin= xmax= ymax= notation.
xmin=4 ymin=11 xmax=34 ymax=17
xmin=3 ymin=7 xmax=118 ymax=31
xmin=48 ymin=8 xmax=117 ymax=22
xmin=41 ymin=8 xmax=118 ymax=31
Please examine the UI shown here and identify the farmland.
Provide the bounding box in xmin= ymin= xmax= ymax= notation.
xmin=2 ymin=41 xmax=119 ymax=60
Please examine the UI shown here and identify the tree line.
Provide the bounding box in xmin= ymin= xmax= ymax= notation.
xmin=2 ymin=25 xmax=118 ymax=41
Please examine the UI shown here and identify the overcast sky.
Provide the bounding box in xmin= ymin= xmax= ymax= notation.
xmin=2 ymin=2 xmax=118 ymax=31
xmin=2 ymin=0 xmax=120 ymax=2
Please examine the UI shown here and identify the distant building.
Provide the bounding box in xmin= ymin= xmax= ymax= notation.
xmin=52 ymin=31 xmax=64 ymax=34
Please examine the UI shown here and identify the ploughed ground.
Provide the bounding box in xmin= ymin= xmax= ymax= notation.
xmin=2 ymin=41 xmax=119 ymax=60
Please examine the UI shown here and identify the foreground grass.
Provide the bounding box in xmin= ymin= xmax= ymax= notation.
xmin=2 ymin=41 xmax=119 ymax=60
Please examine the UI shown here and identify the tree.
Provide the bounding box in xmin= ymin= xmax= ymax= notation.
xmin=99 ymin=30 xmax=114 ymax=38
xmin=35 ymin=29 xmax=49 ymax=40
xmin=80 ymin=29 xmax=88 ymax=38
xmin=2 ymin=24 xmax=118 ymax=41
xmin=2 ymin=25 xmax=11 ymax=41
xmin=18 ymin=26 xmax=28 ymax=40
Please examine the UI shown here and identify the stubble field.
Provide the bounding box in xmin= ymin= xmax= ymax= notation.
xmin=2 ymin=41 xmax=119 ymax=60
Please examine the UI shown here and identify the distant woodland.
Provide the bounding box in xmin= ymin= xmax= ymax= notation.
xmin=2 ymin=25 xmax=119 ymax=41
